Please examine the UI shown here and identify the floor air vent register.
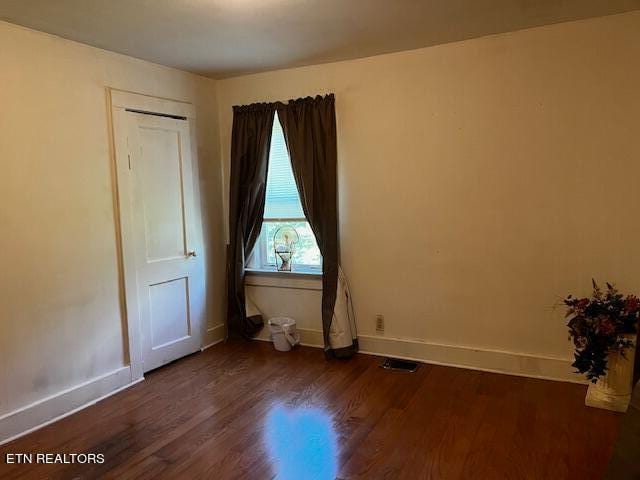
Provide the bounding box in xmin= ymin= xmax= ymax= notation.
xmin=380 ymin=357 xmax=420 ymax=372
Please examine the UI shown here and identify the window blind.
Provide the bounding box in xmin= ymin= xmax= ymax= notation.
xmin=264 ymin=114 xmax=305 ymax=219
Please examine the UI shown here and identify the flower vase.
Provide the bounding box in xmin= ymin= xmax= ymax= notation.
xmin=585 ymin=333 xmax=636 ymax=413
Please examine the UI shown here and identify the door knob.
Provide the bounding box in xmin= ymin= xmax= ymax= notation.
xmin=187 ymin=250 xmax=197 ymax=257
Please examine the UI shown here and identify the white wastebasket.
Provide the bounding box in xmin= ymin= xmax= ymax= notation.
xmin=268 ymin=317 xmax=300 ymax=352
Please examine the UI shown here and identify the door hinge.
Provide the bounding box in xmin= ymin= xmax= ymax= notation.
xmin=128 ymin=153 xmax=131 ymax=170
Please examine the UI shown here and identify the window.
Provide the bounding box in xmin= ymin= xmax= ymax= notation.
xmin=248 ymin=113 xmax=322 ymax=272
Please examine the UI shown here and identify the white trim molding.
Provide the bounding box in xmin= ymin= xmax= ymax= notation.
xmin=202 ymin=324 xmax=227 ymax=350
xmin=254 ymin=328 xmax=585 ymax=384
xmin=358 ymin=334 xmax=585 ymax=384
xmin=0 ymin=367 xmax=140 ymax=445
xmin=110 ymin=89 xmax=196 ymax=119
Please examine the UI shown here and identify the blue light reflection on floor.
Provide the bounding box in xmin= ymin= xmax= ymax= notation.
xmin=264 ymin=404 xmax=338 ymax=480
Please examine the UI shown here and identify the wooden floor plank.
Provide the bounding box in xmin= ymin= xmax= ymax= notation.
xmin=0 ymin=340 xmax=621 ymax=479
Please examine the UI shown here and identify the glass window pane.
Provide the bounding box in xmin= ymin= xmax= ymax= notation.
xmin=256 ymin=114 xmax=322 ymax=270
xmin=263 ymin=221 xmax=322 ymax=268
xmin=264 ymin=114 xmax=305 ymax=219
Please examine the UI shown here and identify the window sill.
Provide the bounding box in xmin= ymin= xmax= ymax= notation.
xmin=245 ymin=268 xmax=321 ymax=278
xmin=245 ymin=268 xmax=322 ymax=291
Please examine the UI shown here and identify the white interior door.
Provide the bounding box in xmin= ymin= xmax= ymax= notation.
xmin=126 ymin=111 xmax=203 ymax=372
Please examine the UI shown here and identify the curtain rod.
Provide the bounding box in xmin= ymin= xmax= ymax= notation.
xmin=232 ymin=93 xmax=334 ymax=112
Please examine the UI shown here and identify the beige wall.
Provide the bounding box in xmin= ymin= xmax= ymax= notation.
xmin=218 ymin=12 xmax=640 ymax=365
xmin=0 ymin=22 xmax=226 ymax=417
xmin=2 ymin=9 xmax=639 ymax=424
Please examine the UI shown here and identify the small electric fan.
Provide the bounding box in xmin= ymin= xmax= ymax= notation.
xmin=273 ymin=226 xmax=299 ymax=271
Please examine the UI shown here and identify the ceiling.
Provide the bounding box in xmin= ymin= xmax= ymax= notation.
xmin=1 ymin=0 xmax=639 ymax=78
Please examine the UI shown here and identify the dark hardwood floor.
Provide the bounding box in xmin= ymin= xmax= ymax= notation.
xmin=0 ymin=340 xmax=621 ymax=479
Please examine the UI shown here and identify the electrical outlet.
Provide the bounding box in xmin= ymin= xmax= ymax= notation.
xmin=375 ymin=314 xmax=385 ymax=334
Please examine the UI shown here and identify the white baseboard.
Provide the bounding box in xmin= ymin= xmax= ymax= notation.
xmin=255 ymin=327 xmax=584 ymax=384
xmin=202 ymin=324 xmax=226 ymax=350
xmin=358 ymin=334 xmax=586 ymax=384
xmin=0 ymin=366 xmax=139 ymax=446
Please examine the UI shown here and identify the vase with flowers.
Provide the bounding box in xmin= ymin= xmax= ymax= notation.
xmin=564 ymin=280 xmax=639 ymax=412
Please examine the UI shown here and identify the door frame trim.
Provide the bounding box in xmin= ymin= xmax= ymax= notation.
xmin=108 ymin=89 xmax=197 ymax=382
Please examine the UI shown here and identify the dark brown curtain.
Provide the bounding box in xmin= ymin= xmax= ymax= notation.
xmin=277 ymin=95 xmax=339 ymax=351
xmin=226 ymin=103 xmax=276 ymax=338
xmin=634 ymin=339 xmax=640 ymax=385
